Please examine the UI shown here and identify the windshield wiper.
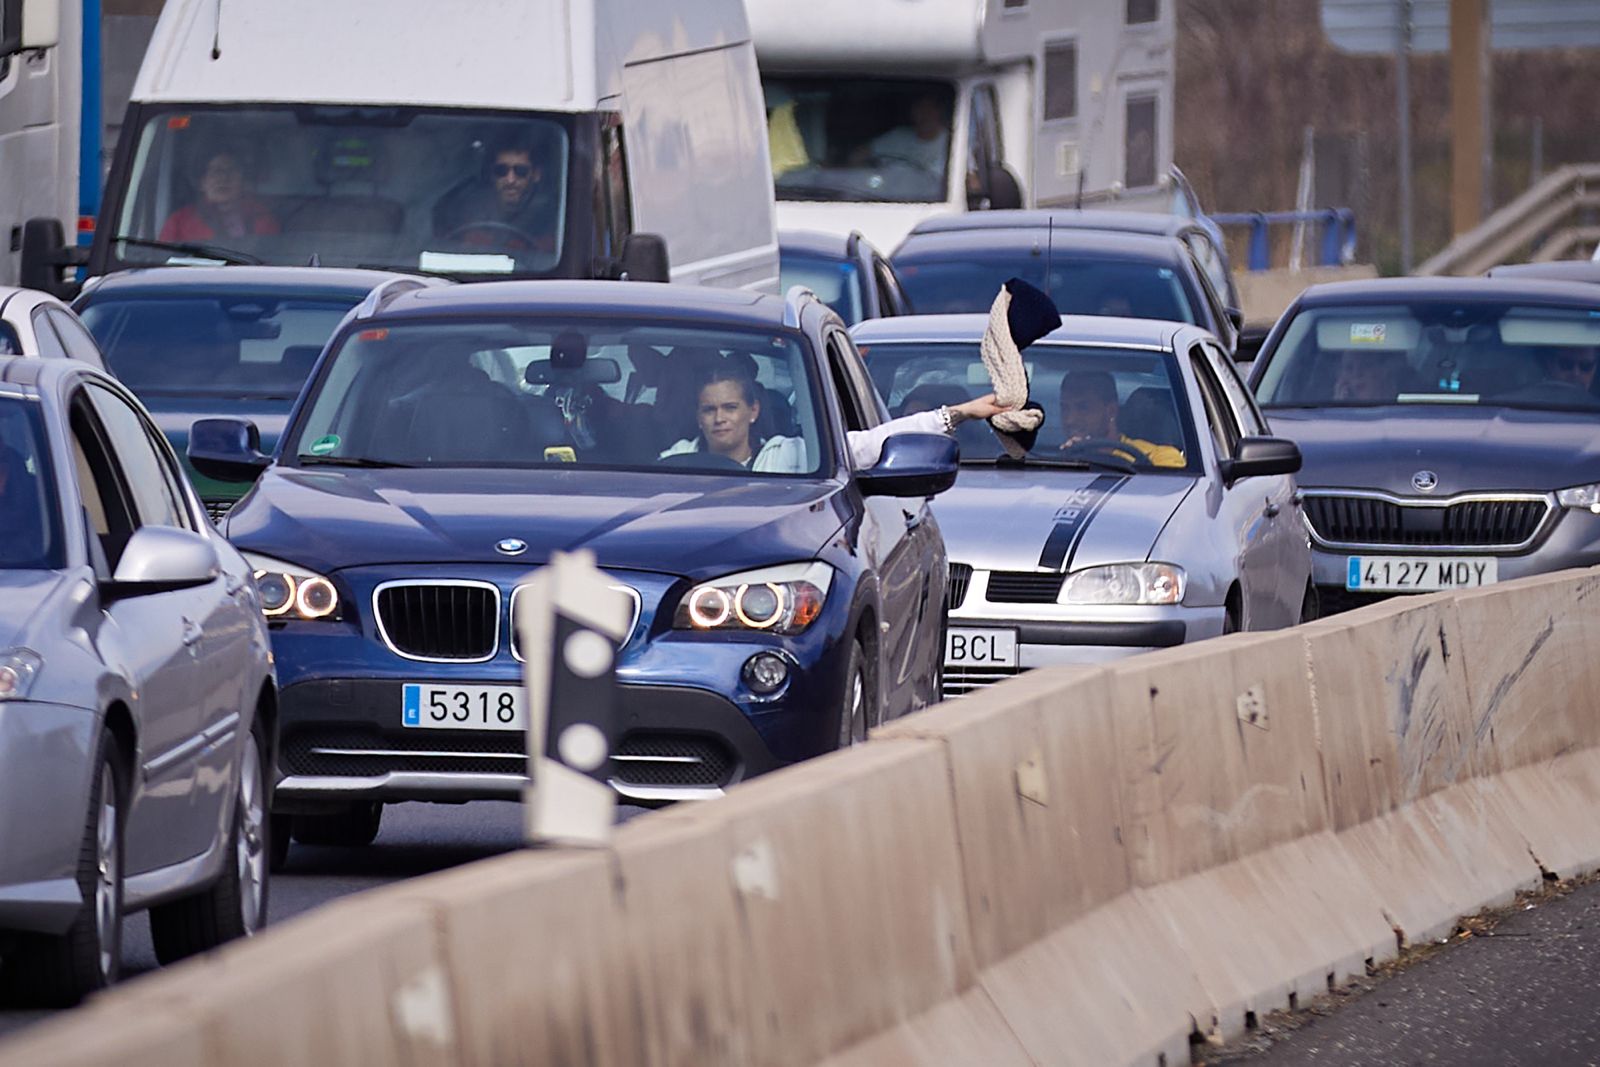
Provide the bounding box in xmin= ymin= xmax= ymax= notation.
xmin=296 ymin=455 xmax=416 ymax=469
xmin=968 ymin=454 xmax=1140 ymax=475
xmin=111 ymin=236 xmax=262 ymax=266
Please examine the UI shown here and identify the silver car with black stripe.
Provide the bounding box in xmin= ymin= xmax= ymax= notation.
xmin=855 ymin=315 xmax=1313 ymax=695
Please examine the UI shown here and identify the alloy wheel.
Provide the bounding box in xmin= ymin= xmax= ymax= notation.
xmin=236 ymin=734 xmax=267 ymax=936
xmin=94 ymin=763 xmax=119 ymax=982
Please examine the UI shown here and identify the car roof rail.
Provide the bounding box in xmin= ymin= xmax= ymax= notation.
xmin=352 ymin=276 xmax=435 ymax=321
xmin=783 ymin=284 xmax=817 ymax=329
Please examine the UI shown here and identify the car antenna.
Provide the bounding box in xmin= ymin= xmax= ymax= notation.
xmin=1075 ymin=167 xmax=1086 ymax=210
xmin=212 ymin=0 xmax=224 ymax=59
xmin=1044 ymin=216 xmax=1055 ymax=300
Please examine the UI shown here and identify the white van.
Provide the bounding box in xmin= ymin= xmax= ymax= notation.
xmin=23 ymin=0 xmax=778 ymax=292
xmin=749 ymin=0 xmax=1176 ymax=253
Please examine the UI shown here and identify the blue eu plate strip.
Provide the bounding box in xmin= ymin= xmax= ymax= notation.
xmin=402 ymin=684 xmax=421 ymax=727
xmin=1347 ymin=557 xmax=1363 ymax=591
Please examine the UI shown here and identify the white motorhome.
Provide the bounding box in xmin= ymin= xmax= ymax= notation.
xmin=23 ymin=0 xmax=778 ymax=292
xmin=749 ymin=0 xmax=1176 ymax=252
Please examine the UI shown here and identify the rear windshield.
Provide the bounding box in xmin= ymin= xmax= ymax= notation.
xmin=0 ymin=398 xmax=65 ymax=570
xmin=79 ymin=295 xmax=358 ymax=399
xmin=1256 ymin=301 xmax=1600 ymax=411
xmin=893 ymin=254 xmax=1196 ymax=323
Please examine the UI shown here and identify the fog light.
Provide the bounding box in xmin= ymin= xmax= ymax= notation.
xmin=742 ymin=652 xmax=790 ymax=695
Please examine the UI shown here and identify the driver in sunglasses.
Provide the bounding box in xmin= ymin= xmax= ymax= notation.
xmin=433 ymin=133 xmax=558 ymax=257
xmin=1540 ymin=346 xmax=1599 ymax=393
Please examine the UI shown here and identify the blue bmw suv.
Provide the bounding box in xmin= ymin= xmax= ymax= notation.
xmin=191 ymin=281 xmax=954 ymax=842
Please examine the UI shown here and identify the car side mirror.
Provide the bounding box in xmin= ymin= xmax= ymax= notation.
xmin=857 ymin=433 xmax=959 ymax=498
xmin=1226 ymin=307 xmax=1244 ymax=333
xmin=1218 ymin=436 xmax=1301 ymax=485
xmin=617 ymin=233 xmax=670 ymax=283
xmin=102 ymin=526 xmax=219 ymax=602
xmin=188 ymin=417 xmax=271 ymax=483
xmin=2 ymin=0 xmax=60 ymax=56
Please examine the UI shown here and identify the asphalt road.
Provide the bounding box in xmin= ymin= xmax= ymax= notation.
xmin=1212 ymin=878 xmax=1600 ymax=1066
xmin=0 ymin=799 xmax=647 ymax=1039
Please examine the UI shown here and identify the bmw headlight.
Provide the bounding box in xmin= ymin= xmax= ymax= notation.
xmin=0 ymin=649 xmax=42 ymax=700
xmin=241 ymin=552 xmax=341 ymax=621
xmin=674 ymin=562 xmax=833 ymax=635
xmin=1557 ymin=483 xmax=1600 ymax=513
xmin=1062 ymin=563 xmax=1186 ymax=606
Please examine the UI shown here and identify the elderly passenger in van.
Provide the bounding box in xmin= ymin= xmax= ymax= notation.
xmin=159 ymin=149 xmax=281 ymax=244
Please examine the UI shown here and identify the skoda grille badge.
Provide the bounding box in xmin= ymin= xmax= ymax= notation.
xmin=496 ymin=538 xmax=528 ymax=556
xmin=1412 ymin=470 xmax=1438 ymax=493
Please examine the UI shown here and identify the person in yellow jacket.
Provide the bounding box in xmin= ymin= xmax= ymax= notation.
xmin=1057 ymin=370 xmax=1186 ymax=469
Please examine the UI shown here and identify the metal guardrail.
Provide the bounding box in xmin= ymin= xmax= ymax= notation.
xmin=1417 ymin=162 xmax=1600 ymax=276
xmin=1211 ymin=209 xmax=1358 ymax=272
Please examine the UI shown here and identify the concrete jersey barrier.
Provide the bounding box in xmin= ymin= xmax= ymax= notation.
xmin=6 ymin=569 xmax=1600 ymax=1065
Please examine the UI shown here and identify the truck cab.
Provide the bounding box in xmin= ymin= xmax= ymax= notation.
xmin=749 ymin=0 xmax=1177 ymax=253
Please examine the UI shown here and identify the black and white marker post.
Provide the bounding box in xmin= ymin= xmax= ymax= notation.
xmin=516 ymin=549 xmax=632 ymax=847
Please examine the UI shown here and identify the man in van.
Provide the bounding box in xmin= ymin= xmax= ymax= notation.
xmin=855 ymin=93 xmax=950 ymax=179
xmin=433 ymin=133 xmax=559 ymax=257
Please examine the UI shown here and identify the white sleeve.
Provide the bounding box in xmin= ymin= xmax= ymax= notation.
xmin=846 ymin=408 xmax=949 ymax=470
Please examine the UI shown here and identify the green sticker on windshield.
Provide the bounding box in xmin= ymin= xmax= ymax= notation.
xmin=308 ymin=434 xmax=340 ymax=456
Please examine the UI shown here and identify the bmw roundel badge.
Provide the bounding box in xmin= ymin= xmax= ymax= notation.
xmin=495 ymin=538 xmax=529 ymax=556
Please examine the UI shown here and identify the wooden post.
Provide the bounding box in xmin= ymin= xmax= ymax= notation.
xmin=1449 ymin=0 xmax=1490 ymax=236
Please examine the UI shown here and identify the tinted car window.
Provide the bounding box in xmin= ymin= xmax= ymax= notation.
xmin=80 ymin=295 xmax=356 ymax=398
xmin=86 ymin=384 xmax=191 ymax=529
xmin=1256 ymin=301 xmax=1600 ymax=411
xmin=290 ymin=318 xmax=830 ymax=476
xmin=894 ymin=254 xmax=1197 ymax=323
xmin=30 ymin=309 xmax=69 ymax=359
xmin=0 ymin=398 xmax=66 ymax=569
xmin=0 ymin=322 xmax=18 ymax=356
xmin=860 ymin=339 xmax=1199 ymax=472
xmin=44 ymin=309 xmax=108 ymax=371
xmin=780 ymin=251 xmax=864 ymax=325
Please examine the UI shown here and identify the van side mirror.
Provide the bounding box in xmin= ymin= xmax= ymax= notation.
xmin=19 ymin=218 xmax=86 ymax=298
xmin=969 ymin=165 xmax=1023 ymax=212
xmin=2 ymin=0 xmax=59 ymax=55
xmin=188 ymin=417 xmax=271 ymax=483
xmin=618 ymin=233 xmax=670 ymax=283
xmin=857 ymin=433 xmax=959 ymax=498
xmin=1218 ymin=436 xmax=1301 ymax=485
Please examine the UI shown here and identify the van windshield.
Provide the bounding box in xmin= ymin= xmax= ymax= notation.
xmin=764 ymin=78 xmax=954 ymax=204
xmin=108 ymin=105 xmax=574 ymax=277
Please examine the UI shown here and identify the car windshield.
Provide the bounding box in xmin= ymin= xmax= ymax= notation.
xmin=765 ymin=77 xmax=954 ymax=204
xmin=859 ymin=340 xmax=1200 ymax=473
xmin=0 ymin=398 xmax=65 ymax=570
xmin=894 ymin=255 xmax=1197 ymax=323
xmin=1255 ymin=301 xmax=1600 ymax=412
xmin=79 ymin=294 xmax=358 ymax=399
xmin=288 ymin=318 xmax=829 ymax=475
xmin=780 ymin=250 xmax=863 ymax=325
xmin=109 ymin=104 xmax=572 ymax=276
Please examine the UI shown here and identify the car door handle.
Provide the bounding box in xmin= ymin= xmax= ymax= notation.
xmin=181 ymin=618 xmax=204 ymax=649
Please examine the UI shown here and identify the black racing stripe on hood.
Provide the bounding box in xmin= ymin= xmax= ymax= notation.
xmin=1037 ymin=474 xmax=1129 ymax=571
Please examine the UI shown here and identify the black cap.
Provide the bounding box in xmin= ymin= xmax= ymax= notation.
xmin=1004 ymin=277 xmax=1062 ymax=351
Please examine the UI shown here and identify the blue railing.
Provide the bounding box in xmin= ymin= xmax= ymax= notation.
xmin=1209 ymin=209 xmax=1358 ymax=272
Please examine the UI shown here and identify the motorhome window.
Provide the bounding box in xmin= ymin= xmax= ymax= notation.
xmin=1124 ymin=96 xmax=1159 ymax=189
xmin=763 ymin=78 xmax=954 ymax=204
xmin=287 ymin=318 xmax=831 ymax=476
xmin=109 ymin=106 xmax=574 ymax=277
xmin=80 ymin=295 xmax=356 ymax=399
xmin=1127 ymin=0 xmax=1159 ymax=24
xmin=1043 ymin=42 xmax=1078 ymax=121
xmin=967 ymin=87 xmax=1002 ymax=193
xmin=895 ymin=256 xmax=1196 ymax=324
xmin=599 ymin=115 xmax=632 ymax=257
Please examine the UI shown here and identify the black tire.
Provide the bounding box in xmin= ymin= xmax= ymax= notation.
xmin=1223 ymin=593 xmax=1242 ymax=635
xmin=269 ymin=814 xmax=292 ymax=872
xmin=1299 ymin=584 xmax=1321 ymax=625
xmin=0 ymin=729 xmax=124 ymax=1006
xmin=837 ymin=639 xmax=871 ymax=748
xmin=291 ymin=802 xmax=382 ymax=847
xmin=932 ymin=615 xmax=949 ymax=705
xmin=149 ymin=725 xmax=271 ymax=965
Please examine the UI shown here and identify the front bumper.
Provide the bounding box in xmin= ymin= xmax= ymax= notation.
xmin=0 ymin=701 xmax=98 ymax=935
xmin=943 ymin=606 xmax=1222 ymax=694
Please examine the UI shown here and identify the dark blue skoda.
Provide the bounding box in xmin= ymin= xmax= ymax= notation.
xmin=192 ymin=281 xmax=953 ymax=837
